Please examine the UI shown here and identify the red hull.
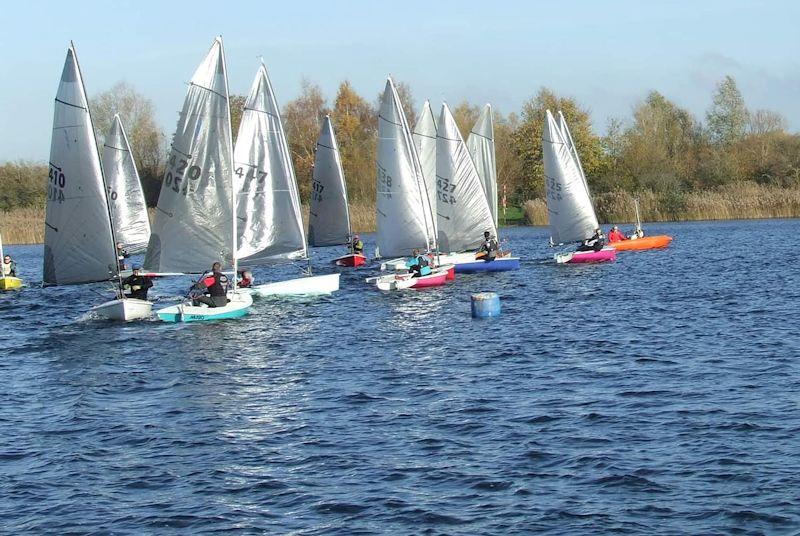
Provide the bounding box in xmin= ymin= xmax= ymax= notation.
xmin=335 ymin=254 xmax=367 ymax=267
xmin=410 ymin=270 xmax=448 ymax=288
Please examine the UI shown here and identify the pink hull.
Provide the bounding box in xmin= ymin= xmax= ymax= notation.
xmin=410 ymin=271 xmax=448 ymax=288
xmin=568 ymin=249 xmax=616 ymax=264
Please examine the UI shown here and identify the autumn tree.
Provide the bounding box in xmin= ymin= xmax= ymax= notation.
xmin=512 ymin=88 xmax=604 ymax=199
xmin=332 ymin=81 xmax=377 ymax=201
xmin=91 ymin=82 xmax=165 ymax=204
xmin=229 ymin=94 xmax=247 ymax=143
xmin=282 ymin=79 xmax=327 ymax=201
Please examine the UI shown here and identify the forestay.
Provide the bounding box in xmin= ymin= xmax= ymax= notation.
xmin=308 ymin=116 xmax=351 ymax=247
xmin=102 ymin=115 xmax=151 ymax=254
xmin=412 ymin=100 xmax=438 ymax=237
xmin=44 ymin=44 xmax=117 ymax=286
xmin=435 ymin=103 xmax=497 ymax=253
xmin=376 ymin=78 xmax=436 ymax=257
xmin=145 ymin=38 xmax=235 ymax=273
xmin=467 ymin=104 xmax=498 ymax=228
xmin=234 ymin=64 xmax=306 ymax=262
xmin=542 ymin=110 xmax=599 ymax=244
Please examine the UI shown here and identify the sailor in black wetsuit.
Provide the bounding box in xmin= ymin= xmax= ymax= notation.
xmin=122 ymin=264 xmax=153 ymax=300
xmin=577 ymin=228 xmax=605 ymax=252
xmin=192 ymin=262 xmax=229 ymax=308
xmin=478 ymin=231 xmax=498 ymax=261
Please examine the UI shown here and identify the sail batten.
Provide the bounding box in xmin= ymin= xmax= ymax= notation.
xmin=542 ymin=110 xmax=599 ymax=244
xmin=308 ymin=116 xmax=351 ymax=247
xmin=144 ymin=37 xmax=235 ymax=273
xmin=43 ymin=44 xmax=118 ymax=286
xmin=102 ymin=115 xmax=151 ymax=254
xmin=435 ymin=103 xmax=497 ymax=253
xmin=233 ymin=63 xmax=307 ymax=263
xmin=376 ymin=78 xmax=436 ymax=257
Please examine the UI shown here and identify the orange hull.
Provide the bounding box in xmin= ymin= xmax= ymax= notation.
xmin=610 ymin=235 xmax=673 ymax=251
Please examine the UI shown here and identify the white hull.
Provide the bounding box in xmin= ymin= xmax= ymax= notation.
xmin=89 ymin=298 xmax=153 ymax=321
xmin=156 ymin=291 xmax=253 ymax=322
xmin=246 ymin=273 xmax=340 ymax=297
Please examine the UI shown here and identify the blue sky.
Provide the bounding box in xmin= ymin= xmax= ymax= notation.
xmin=2 ymin=0 xmax=798 ymax=161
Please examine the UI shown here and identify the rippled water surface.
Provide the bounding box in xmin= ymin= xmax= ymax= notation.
xmin=1 ymin=220 xmax=799 ymax=534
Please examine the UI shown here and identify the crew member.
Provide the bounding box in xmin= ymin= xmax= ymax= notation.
xmin=192 ymin=262 xmax=229 ymax=308
xmin=351 ymin=235 xmax=364 ymax=255
xmin=122 ymin=264 xmax=153 ymax=300
xmin=238 ymin=270 xmax=253 ymax=288
xmin=2 ymin=254 xmax=17 ymax=277
xmin=478 ymin=231 xmax=499 ymax=261
xmin=608 ymin=225 xmax=627 ymax=243
xmin=116 ymin=242 xmax=129 ymax=271
xmin=406 ymin=249 xmax=431 ymax=278
xmin=577 ymin=228 xmax=605 ymax=252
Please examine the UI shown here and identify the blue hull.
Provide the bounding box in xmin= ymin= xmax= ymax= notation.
xmin=157 ymin=305 xmax=250 ymax=323
xmin=454 ymin=257 xmax=520 ymax=273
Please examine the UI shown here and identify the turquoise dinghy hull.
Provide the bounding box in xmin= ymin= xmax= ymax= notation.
xmin=156 ymin=292 xmax=253 ymax=323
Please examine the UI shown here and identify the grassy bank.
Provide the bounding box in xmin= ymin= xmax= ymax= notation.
xmin=1 ymin=207 xmax=45 ymax=245
xmin=523 ymin=183 xmax=800 ymax=226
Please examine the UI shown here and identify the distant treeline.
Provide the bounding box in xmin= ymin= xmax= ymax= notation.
xmin=2 ymin=75 xmax=799 ymax=243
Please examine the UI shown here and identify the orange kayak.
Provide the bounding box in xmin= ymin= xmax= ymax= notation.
xmin=610 ymin=235 xmax=673 ymax=251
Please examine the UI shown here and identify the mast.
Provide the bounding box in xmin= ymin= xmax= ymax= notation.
xmin=0 ymin=233 xmax=4 ymax=280
xmin=219 ymin=37 xmax=237 ymax=289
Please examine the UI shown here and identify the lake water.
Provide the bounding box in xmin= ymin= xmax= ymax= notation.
xmin=1 ymin=220 xmax=798 ymax=534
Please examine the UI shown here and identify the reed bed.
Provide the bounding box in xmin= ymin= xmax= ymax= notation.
xmin=524 ymin=183 xmax=800 ymax=226
xmin=1 ymin=206 xmax=45 ymax=244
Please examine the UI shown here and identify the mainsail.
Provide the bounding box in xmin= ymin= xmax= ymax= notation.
xmin=144 ymin=37 xmax=235 ymax=273
xmin=44 ymin=44 xmax=117 ymax=286
xmin=102 ymin=115 xmax=151 ymax=253
xmin=412 ymin=100 xmax=438 ymax=237
xmin=467 ymin=104 xmax=498 ymax=228
xmin=542 ymin=110 xmax=599 ymax=244
xmin=376 ymin=77 xmax=436 ymax=257
xmin=308 ymin=116 xmax=351 ymax=247
xmin=234 ymin=63 xmax=306 ymax=262
xmin=557 ymin=111 xmax=591 ymax=201
xmin=435 ymin=103 xmax=497 ymax=252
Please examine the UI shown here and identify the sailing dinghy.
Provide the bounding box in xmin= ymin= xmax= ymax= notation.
xmin=434 ymin=103 xmax=519 ymax=273
xmin=371 ymin=78 xmax=451 ymax=290
xmin=145 ymin=37 xmax=252 ymax=321
xmin=542 ymin=110 xmax=615 ymax=264
xmin=308 ymin=116 xmax=365 ymax=267
xmin=609 ymin=197 xmax=673 ymax=251
xmin=43 ymin=44 xmax=152 ymax=320
xmin=234 ymin=63 xmax=339 ymax=297
xmin=0 ymin=233 xmax=23 ymax=291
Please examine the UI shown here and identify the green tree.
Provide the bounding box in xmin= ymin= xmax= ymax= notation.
xmin=706 ymin=75 xmax=748 ymax=146
xmin=229 ymin=94 xmax=247 ymax=143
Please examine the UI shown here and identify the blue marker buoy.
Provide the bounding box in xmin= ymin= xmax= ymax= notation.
xmin=471 ymin=292 xmax=500 ymax=318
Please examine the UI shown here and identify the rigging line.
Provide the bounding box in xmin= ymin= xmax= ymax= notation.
xmin=315 ymin=142 xmax=336 ymax=151
xmin=378 ymin=114 xmax=403 ymax=127
xmin=54 ymin=98 xmax=87 ymax=110
xmin=243 ymin=106 xmax=279 ymax=118
xmin=468 ymin=131 xmax=493 ymax=141
xmin=189 ymin=82 xmax=227 ymax=100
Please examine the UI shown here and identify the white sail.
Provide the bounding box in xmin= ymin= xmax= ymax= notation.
xmin=557 ymin=110 xmax=591 ymax=200
xmin=44 ymin=44 xmax=117 ymax=286
xmin=412 ymin=100 xmax=438 ymax=237
xmin=542 ymin=110 xmax=599 ymax=244
xmin=234 ymin=64 xmax=306 ymax=262
xmin=435 ymin=103 xmax=497 ymax=253
xmin=376 ymin=77 xmax=436 ymax=258
xmin=102 ymin=115 xmax=151 ymax=254
xmin=308 ymin=116 xmax=351 ymax=247
xmin=144 ymin=37 xmax=235 ymax=273
xmin=467 ymin=104 xmax=498 ymax=228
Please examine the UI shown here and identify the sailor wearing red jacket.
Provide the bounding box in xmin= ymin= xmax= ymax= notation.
xmin=192 ymin=262 xmax=230 ymax=308
xmin=608 ymin=225 xmax=627 ymax=243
